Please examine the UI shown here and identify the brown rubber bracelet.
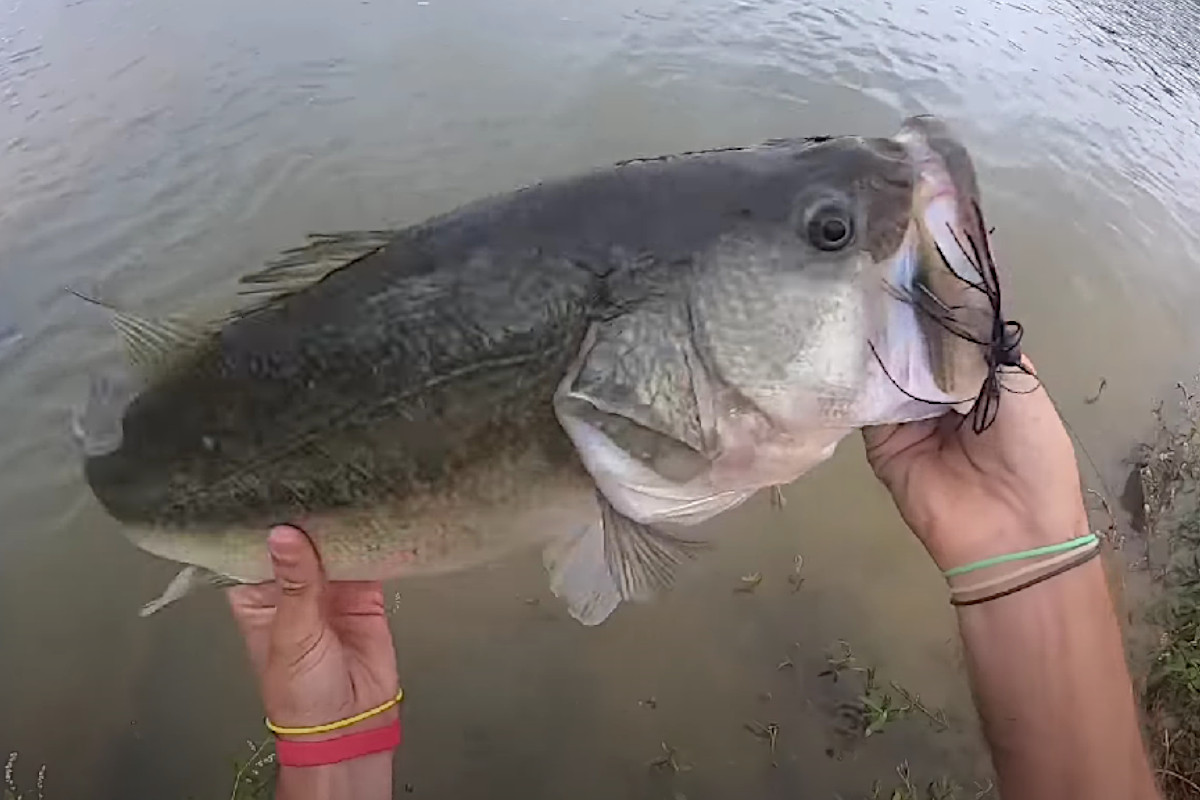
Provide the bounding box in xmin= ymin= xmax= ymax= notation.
xmin=950 ymin=546 xmax=1101 ymax=607
xmin=948 ymin=542 xmax=1100 ymax=602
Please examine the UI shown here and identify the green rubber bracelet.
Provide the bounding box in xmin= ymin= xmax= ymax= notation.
xmin=942 ymin=533 xmax=1099 ymax=579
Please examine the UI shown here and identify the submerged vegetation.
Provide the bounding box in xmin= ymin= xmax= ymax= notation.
xmin=228 ymin=738 xmax=276 ymax=800
xmin=3 ymin=753 xmax=44 ymax=800
xmin=819 ymin=641 xmax=949 ymax=740
xmin=857 ymin=762 xmax=992 ymax=800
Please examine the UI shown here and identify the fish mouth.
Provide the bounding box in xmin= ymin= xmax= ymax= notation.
xmin=896 ymin=116 xmax=989 ymax=291
xmin=893 ymin=116 xmax=997 ymax=398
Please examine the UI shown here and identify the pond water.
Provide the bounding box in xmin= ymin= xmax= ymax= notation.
xmin=1 ymin=0 xmax=1198 ymax=796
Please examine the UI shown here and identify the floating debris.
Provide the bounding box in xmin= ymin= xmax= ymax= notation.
xmin=770 ymin=485 xmax=786 ymax=509
xmin=648 ymin=742 xmax=691 ymax=773
xmin=819 ymin=640 xmax=863 ymax=683
xmin=1085 ymin=377 xmax=1107 ymax=404
xmin=865 ymin=762 xmax=976 ymax=800
xmin=788 ymin=555 xmax=805 ymax=592
xmin=386 ymin=592 xmax=403 ymax=614
xmin=734 ymin=572 xmax=763 ymax=593
xmin=743 ymin=720 xmax=781 ymax=765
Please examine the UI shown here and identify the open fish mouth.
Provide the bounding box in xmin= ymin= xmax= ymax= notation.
xmin=878 ymin=115 xmax=1025 ymax=428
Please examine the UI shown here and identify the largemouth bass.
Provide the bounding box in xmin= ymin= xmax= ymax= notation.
xmin=77 ymin=115 xmax=1006 ymax=624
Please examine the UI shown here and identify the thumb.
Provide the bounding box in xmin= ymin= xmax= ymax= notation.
xmin=267 ymin=525 xmax=326 ymax=657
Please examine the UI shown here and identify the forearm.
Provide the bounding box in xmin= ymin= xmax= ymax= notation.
xmin=957 ymin=553 xmax=1159 ymax=800
xmin=276 ymin=751 xmax=393 ymax=800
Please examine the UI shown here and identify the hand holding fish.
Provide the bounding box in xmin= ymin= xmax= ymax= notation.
xmin=861 ymin=356 xmax=1087 ymax=574
xmin=865 ymin=357 xmax=1161 ymax=800
xmin=227 ymin=526 xmax=398 ymax=799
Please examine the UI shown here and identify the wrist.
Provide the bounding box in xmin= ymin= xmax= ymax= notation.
xmin=953 ymin=544 xmax=1104 ymax=625
xmin=265 ymin=684 xmax=403 ymax=739
xmin=277 ymin=749 xmax=394 ymax=800
xmin=921 ymin=501 xmax=1090 ymax=575
xmin=268 ymin=689 xmax=402 ymax=774
xmin=272 ymin=707 xmax=400 ymax=742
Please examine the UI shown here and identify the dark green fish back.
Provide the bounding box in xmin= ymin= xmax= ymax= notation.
xmin=85 ymin=234 xmax=600 ymax=526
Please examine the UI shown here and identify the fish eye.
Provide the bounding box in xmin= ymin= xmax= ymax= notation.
xmin=805 ymin=203 xmax=855 ymax=251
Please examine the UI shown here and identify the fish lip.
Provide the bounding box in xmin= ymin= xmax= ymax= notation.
xmin=892 ymin=116 xmax=995 ymax=397
xmin=894 ymin=116 xmax=988 ymax=287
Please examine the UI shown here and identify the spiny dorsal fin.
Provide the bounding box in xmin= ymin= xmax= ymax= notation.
xmin=67 ymin=288 xmax=212 ymax=378
xmin=235 ymin=229 xmax=395 ymax=311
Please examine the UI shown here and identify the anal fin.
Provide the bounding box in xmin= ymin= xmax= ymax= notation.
xmin=139 ymin=565 xmax=244 ymax=617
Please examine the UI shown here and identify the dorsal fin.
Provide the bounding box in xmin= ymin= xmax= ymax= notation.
xmin=67 ymin=289 xmax=212 ymax=378
xmin=234 ymin=229 xmax=395 ymax=312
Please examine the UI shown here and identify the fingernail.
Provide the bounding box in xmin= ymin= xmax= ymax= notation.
xmin=267 ymin=525 xmax=303 ymax=565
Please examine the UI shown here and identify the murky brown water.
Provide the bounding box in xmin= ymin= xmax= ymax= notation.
xmin=2 ymin=0 xmax=1199 ymax=797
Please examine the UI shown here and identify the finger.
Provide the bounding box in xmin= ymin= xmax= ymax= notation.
xmin=328 ymin=581 xmax=387 ymax=616
xmin=226 ymin=585 xmax=278 ymax=676
xmin=226 ymin=581 xmax=279 ymax=614
xmin=226 ymin=587 xmax=274 ymax=676
xmin=266 ymin=525 xmax=327 ymax=662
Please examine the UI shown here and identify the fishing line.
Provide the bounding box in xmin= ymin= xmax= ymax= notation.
xmin=869 ymin=201 xmax=1027 ymax=434
xmin=868 ymin=207 xmax=1119 ymax=526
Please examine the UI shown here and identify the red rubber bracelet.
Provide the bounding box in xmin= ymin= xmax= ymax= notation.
xmin=274 ymin=718 xmax=402 ymax=767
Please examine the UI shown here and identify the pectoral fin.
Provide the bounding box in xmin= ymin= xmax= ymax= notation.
xmin=543 ymin=521 xmax=622 ymax=626
xmin=598 ymin=493 xmax=707 ymax=601
xmin=544 ymin=492 xmax=708 ymax=625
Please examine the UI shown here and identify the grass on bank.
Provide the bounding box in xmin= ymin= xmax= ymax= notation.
xmin=1138 ymin=383 xmax=1200 ymax=799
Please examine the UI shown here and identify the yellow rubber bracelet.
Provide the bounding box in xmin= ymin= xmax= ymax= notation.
xmin=266 ymin=687 xmax=404 ymax=736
